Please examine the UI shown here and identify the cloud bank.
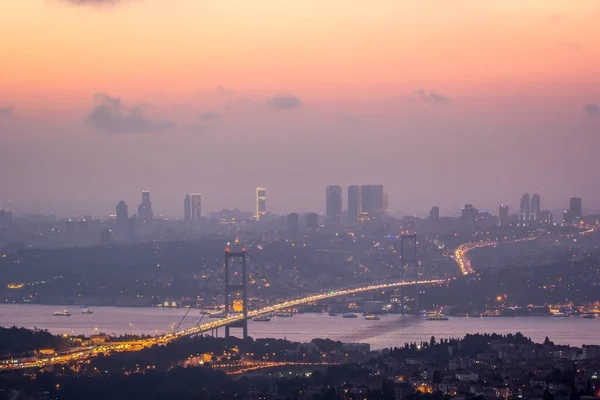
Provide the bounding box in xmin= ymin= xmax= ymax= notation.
xmin=58 ymin=0 xmax=123 ymax=5
xmin=86 ymin=94 xmax=174 ymax=133
xmin=414 ymin=89 xmax=450 ymax=104
xmin=0 ymin=106 xmax=14 ymax=116
xmin=266 ymin=94 xmax=302 ymax=110
xmin=583 ymin=103 xmax=600 ymax=117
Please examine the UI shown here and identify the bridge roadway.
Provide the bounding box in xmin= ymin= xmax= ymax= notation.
xmin=0 ymin=279 xmax=444 ymax=371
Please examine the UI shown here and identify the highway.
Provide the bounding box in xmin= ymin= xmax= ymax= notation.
xmin=454 ymin=237 xmax=537 ymax=276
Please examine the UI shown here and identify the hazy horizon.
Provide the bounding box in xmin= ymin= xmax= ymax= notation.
xmin=2 ymin=0 xmax=599 ymax=218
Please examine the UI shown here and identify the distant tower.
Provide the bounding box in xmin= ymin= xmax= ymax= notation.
xmin=287 ymin=213 xmax=299 ymax=233
xmin=256 ymin=187 xmax=267 ymax=220
xmin=382 ymin=193 xmax=389 ymax=215
xmin=325 ymin=185 xmax=342 ymax=224
xmin=519 ymin=193 xmax=530 ymax=225
xmin=306 ymin=213 xmax=319 ymax=230
xmin=429 ymin=206 xmax=440 ymax=223
xmin=116 ymin=201 xmax=129 ymax=239
xmin=138 ymin=191 xmax=153 ymax=229
xmin=568 ymin=197 xmax=583 ymax=222
xmin=347 ymin=185 xmax=362 ymax=225
xmin=190 ymin=194 xmax=202 ymax=221
xmin=530 ymin=193 xmax=541 ymax=222
xmin=461 ymin=204 xmax=477 ymax=225
xmin=184 ymin=194 xmax=191 ymax=221
xmin=499 ymin=204 xmax=509 ymax=227
xmin=361 ymin=185 xmax=384 ymax=218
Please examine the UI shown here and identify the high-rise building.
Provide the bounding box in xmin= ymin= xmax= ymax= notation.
xmin=429 ymin=206 xmax=440 ymax=222
xmin=256 ymin=187 xmax=267 ymax=220
xmin=361 ymin=185 xmax=384 ymax=217
xmin=569 ymin=197 xmax=583 ymax=222
xmin=540 ymin=210 xmax=553 ymax=225
xmin=382 ymin=193 xmax=389 ymax=215
xmin=138 ymin=191 xmax=153 ymax=228
xmin=519 ymin=193 xmax=530 ymax=225
xmin=190 ymin=194 xmax=202 ymax=221
xmin=306 ymin=213 xmax=319 ymax=231
xmin=326 ymin=185 xmax=342 ymax=224
xmin=116 ymin=201 xmax=128 ymax=238
xmin=287 ymin=213 xmax=299 ymax=233
xmin=530 ymin=193 xmax=541 ymax=222
xmin=347 ymin=185 xmax=362 ymax=224
xmin=499 ymin=204 xmax=509 ymax=227
xmin=461 ymin=204 xmax=478 ymax=225
xmin=184 ymin=194 xmax=191 ymax=221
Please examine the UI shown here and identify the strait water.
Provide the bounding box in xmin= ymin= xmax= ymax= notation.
xmin=1 ymin=304 xmax=598 ymax=349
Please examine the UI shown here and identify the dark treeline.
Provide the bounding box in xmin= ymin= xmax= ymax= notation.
xmin=0 ymin=326 xmax=66 ymax=356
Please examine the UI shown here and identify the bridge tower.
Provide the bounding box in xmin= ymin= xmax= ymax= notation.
xmin=400 ymin=234 xmax=419 ymax=313
xmin=224 ymin=248 xmax=248 ymax=339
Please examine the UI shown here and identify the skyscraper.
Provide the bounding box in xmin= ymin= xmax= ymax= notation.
xmin=287 ymin=213 xmax=299 ymax=233
xmin=530 ymin=193 xmax=541 ymax=222
xmin=190 ymin=194 xmax=202 ymax=221
xmin=519 ymin=193 xmax=530 ymax=225
xmin=461 ymin=204 xmax=477 ymax=225
xmin=184 ymin=194 xmax=191 ymax=221
xmin=325 ymin=185 xmax=342 ymax=224
xmin=256 ymin=187 xmax=267 ymax=220
xmin=116 ymin=201 xmax=128 ymax=239
xmin=499 ymin=204 xmax=509 ymax=227
xmin=138 ymin=191 xmax=153 ymax=228
xmin=569 ymin=197 xmax=583 ymax=221
xmin=429 ymin=206 xmax=440 ymax=223
xmin=361 ymin=185 xmax=384 ymax=217
xmin=347 ymin=185 xmax=362 ymax=224
xmin=306 ymin=213 xmax=319 ymax=231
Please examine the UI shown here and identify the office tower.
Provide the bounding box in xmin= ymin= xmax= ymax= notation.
xmin=382 ymin=193 xmax=389 ymax=214
xmin=256 ymin=187 xmax=267 ymax=220
xmin=499 ymin=204 xmax=509 ymax=227
xmin=347 ymin=185 xmax=362 ymax=224
xmin=190 ymin=193 xmax=202 ymax=221
xmin=306 ymin=213 xmax=319 ymax=230
xmin=287 ymin=213 xmax=299 ymax=233
xmin=116 ymin=201 xmax=128 ymax=238
xmin=461 ymin=204 xmax=477 ymax=225
xmin=530 ymin=193 xmax=541 ymax=222
xmin=519 ymin=193 xmax=530 ymax=225
xmin=184 ymin=194 xmax=191 ymax=221
xmin=361 ymin=185 xmax=384 ymax=217
xmin=429 ymin=206 xmax=440 ymax=223
xmin=569 ymin=197 xmax=583 ymax=221
xmin=138 ymin=190 xmax=153 ymax=228
xmin=540 ymin=210 xmax=553 ymax=225
xmin=325 ymin=185 xmax=342 ymax=224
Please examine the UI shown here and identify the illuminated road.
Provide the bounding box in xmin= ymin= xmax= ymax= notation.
xmin=0 ymin=279 xmax=444 ymax=371
xmin=454 ymin=237 xmax=537 ymax=275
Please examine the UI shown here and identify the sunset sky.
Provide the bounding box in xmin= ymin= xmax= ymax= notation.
xmin=1 ymin=0 xmax=599 ymax=217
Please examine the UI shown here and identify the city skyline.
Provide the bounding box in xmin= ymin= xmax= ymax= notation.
xmin=1 ymin=1 xmax=600 ymax=217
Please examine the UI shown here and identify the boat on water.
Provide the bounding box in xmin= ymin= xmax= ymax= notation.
xmin=53 ymin=310 xmax=71 ymax=316
xmin=426 ymin=313 xmax=449 ymax=321
xmin=553 ymin=312 xmax=570 ymax=317
xmin=365 ymin=315 xmax=380 ymax=321
xmin=81 ymin=308 xmax=94 ymax=314
xmin=209 ymin=313 xmax=226 ymax=319
xmin=328 ymin=312 xmax=338 ymax=316
xmin=253 ymin=315 xmax=271 ymax=322
xmin=342 ymin=313 xmax=358 ymax=318
xmin=582 ymin=314 xmax=597 ymax=319
xmin=274 ymin=312 xmax=293 ymax=318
